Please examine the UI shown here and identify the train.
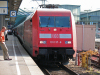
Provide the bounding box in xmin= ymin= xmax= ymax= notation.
xmin=14 ymin=8 xmax=77 ymax=64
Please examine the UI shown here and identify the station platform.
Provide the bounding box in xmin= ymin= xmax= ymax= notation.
xmin=0 ymin=35 xmax=44 ymax=75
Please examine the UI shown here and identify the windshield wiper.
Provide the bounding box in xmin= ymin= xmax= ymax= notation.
xmin=46 ymin=17 xmax=50 ymax=27
xmin=62 ymin=26 xmax=64 ymax=27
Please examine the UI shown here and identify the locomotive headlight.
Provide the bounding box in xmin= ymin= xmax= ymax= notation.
xmin=68 ymin=41 xmax=71 ymax=44
xmin=40 ymin=41 xmax=47 ymax=44
xmin=65 ymin=41 xmax=71 ymax=44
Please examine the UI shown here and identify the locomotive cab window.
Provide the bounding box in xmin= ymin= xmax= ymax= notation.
xmin=39 ymin=16 xmax=54 ymax=27
xmin=39 ymin=16 xmax=70 ymax=27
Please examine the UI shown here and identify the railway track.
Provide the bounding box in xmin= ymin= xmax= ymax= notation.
xmin=18 ymin=38 xmax=78 ymax=75
xmin=39 ymin=63 xmax=79 ymax=75
xmin=91 ymin=63 xmax=100 ymax=68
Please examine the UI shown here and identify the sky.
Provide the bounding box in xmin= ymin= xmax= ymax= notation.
xmin=20 ymin=0 xmax=100 ymax=11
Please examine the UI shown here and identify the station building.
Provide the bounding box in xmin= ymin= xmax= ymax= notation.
xmin=80 ymin=10 xmax=100 ymax=38
xmin=80 ymin=10 xmax=100 ymax=25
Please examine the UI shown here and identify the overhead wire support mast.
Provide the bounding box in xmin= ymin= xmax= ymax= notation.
xmin=84 ymin=10 xmax=91 ymax=25
xmin=42 ymin=0 xmax=45 ymax=6
xmin=32 ymin=0 xmax=47 ymax=8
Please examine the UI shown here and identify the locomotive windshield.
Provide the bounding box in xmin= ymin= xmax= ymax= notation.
xmin=39 ymin=16 xmax=70 ymax=27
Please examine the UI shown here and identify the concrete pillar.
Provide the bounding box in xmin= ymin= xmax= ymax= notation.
xmin=96 ymin=22 xmax=98 ymax=31
xmin=3 ymin=15 xmax=5 ymax=26
xmin=0 ymin=15 xmax=3 ymax=30
xmin=5 ymin=21 xmax=8 ymax=28
xmin=0 ymin=15 xmax=6 ymax=30
xmin=96 ymin=23 xmax=98 ymax=38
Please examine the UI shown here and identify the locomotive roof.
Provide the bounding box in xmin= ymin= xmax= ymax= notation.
xmin=25 ymin=8 xmax=71 ymax=21
xmin=37 ymin=8 xmax=71 ymax=12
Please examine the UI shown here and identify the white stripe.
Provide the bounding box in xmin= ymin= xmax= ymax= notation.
xmin=40 ymin=34 xmax=51 ymax=38
xmin=60 ymin=34 xmax=71 ymax=38
xmin=12 ymin=39 xmax=21 ymax=75
xmin=39 ymin=34 xmax=71 ymax=38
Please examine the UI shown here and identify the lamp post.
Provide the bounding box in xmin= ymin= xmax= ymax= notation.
xmin=84 ymin=10 xmax=91 ymax=25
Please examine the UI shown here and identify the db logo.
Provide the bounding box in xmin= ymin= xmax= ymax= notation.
xmin=51 ymin=34 xmax=59 ymax=38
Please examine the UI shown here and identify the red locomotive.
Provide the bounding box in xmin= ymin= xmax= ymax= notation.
xmin=14 ymin=8 xmax=77 ymax=64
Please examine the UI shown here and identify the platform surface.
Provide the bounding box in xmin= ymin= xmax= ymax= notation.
xmin=0 ymin=35 xmax=44 ymax=75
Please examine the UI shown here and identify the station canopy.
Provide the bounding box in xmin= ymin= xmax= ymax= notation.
xmin=14 ymin=8 xmax=33 ymax=27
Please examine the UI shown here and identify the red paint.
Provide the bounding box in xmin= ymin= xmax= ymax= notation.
xmin=15 ymin=9 xmax=77 ymax=58
xmin=78 ymin=54 xmax=81 ymax=66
